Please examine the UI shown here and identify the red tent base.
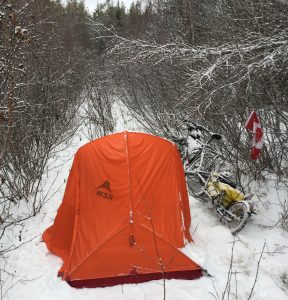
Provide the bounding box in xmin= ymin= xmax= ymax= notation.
xmin=67 ymin=268 xmax=203 ymax=288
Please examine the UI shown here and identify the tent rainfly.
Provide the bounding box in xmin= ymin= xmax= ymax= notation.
xmin=43 ymin=131 xmax=202 ymax=288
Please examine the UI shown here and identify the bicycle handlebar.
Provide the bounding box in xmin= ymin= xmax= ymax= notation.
xmin=183 ymin=120 xmax=208 ymax=132
xmin=183 ymin=120 xmax=222 ymax=141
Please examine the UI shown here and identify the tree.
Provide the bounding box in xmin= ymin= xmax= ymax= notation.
xmin=0 ymin=0 xmax=89 ymax=239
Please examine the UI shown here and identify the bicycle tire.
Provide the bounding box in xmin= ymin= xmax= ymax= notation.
xmin=187 ymin=151 xmax=219 ymax=173
xmin=186 ymin=173 xmax=205 ymax=199
xmin=226 ymin=202 xmax=250 ymax=235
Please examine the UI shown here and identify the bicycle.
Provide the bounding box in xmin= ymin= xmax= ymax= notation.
xmin=172 ymin=121 xmax=256 ymax=235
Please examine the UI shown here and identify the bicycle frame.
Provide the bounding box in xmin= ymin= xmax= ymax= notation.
xmin=185 ymin=139 xmax=222 ymax=173
xmin=185 ymin=169 xmax=211 ymax=198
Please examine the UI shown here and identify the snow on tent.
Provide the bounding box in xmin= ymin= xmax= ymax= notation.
xmin=43 ymin=131 xmax=202 ymax=288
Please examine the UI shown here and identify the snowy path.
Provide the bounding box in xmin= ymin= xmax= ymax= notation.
xmin=1 ymin=107 xmax=288 ymax=300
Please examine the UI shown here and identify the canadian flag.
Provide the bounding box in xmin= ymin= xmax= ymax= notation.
xmin=245 ymin=111 xmax=263 ymax=160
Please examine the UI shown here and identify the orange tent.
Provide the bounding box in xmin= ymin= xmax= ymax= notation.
xmin=43 ymin=131 xmax=202 ymax=288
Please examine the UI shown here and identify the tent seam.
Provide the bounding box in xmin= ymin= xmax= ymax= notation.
xmin=66 ymin=223 xmax=129 ymax=278
xmin=124 ymin=131 xmax=134 ymax=225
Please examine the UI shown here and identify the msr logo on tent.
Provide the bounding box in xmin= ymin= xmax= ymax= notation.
xmin=95 ymin=180 xmax=113 ymax=201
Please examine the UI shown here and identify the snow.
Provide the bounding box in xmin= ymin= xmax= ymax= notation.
xmin=1 ymin=103 xmax=288 ymax=300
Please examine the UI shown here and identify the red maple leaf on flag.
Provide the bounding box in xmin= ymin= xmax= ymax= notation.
xmin=245 ymin=111 xmax=263 ymax=160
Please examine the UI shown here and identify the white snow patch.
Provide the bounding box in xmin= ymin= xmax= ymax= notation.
xmin=1 ymin=103 xmax=288 ymax=300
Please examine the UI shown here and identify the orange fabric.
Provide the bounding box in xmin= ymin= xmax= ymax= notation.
xmin=43 ymin=131 xmax=201 ymax=283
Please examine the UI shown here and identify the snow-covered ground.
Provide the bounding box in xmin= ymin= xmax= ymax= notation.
xmin=1 ymin=104 xmax=288 ymax=300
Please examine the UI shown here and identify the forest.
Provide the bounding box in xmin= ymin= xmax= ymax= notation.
xmin=1 ymin=0 xmax=288 ymax=299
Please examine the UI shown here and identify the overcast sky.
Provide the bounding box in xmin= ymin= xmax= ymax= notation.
xmin=62 ymin=0 xmax=135 ymax=12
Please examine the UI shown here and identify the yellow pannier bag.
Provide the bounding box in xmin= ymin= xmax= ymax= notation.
xmin=206 ymin=174 xmax=245 ymax=207
xmin=216 ymin=182 xmax=245 ymax=207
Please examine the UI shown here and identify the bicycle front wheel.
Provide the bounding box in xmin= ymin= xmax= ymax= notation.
xmin=188 ymin=151 xmax=226 ymax=173
xmin=226 ymin=202 xmax=250 ymax=235
xmin=186 ymin=172 xmax=209 ymax=201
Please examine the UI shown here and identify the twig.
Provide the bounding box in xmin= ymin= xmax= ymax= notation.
xmin=0 ymin=268 xmax=2 ymax=300
xmin=191 ymin=223 xmax=199 ymax=235
xmin=210 ymin=277 xmax=221 ymax=300
xmin=247 ymin=242 xmax=266 ymax=300
xmin=234 ymin=271 xmax=238 ymax=300
xmin=137 ymin=177 xmax=166 ymax=300
xmin=222 ymin=239 xmax=236 ymax=300
xmin=209 ymin=291 xmax=219 ymax=300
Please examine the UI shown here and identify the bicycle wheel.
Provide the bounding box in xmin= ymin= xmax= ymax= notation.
xmin=188 ymin=152 xmax=217 ymax=172
xmin=186 ymin=172 xmax=209 ymax=201
xmin=188 ymin=151 xmax=222 ymax=173
xmin=226 ymin=202 xmax=250 ymax=235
